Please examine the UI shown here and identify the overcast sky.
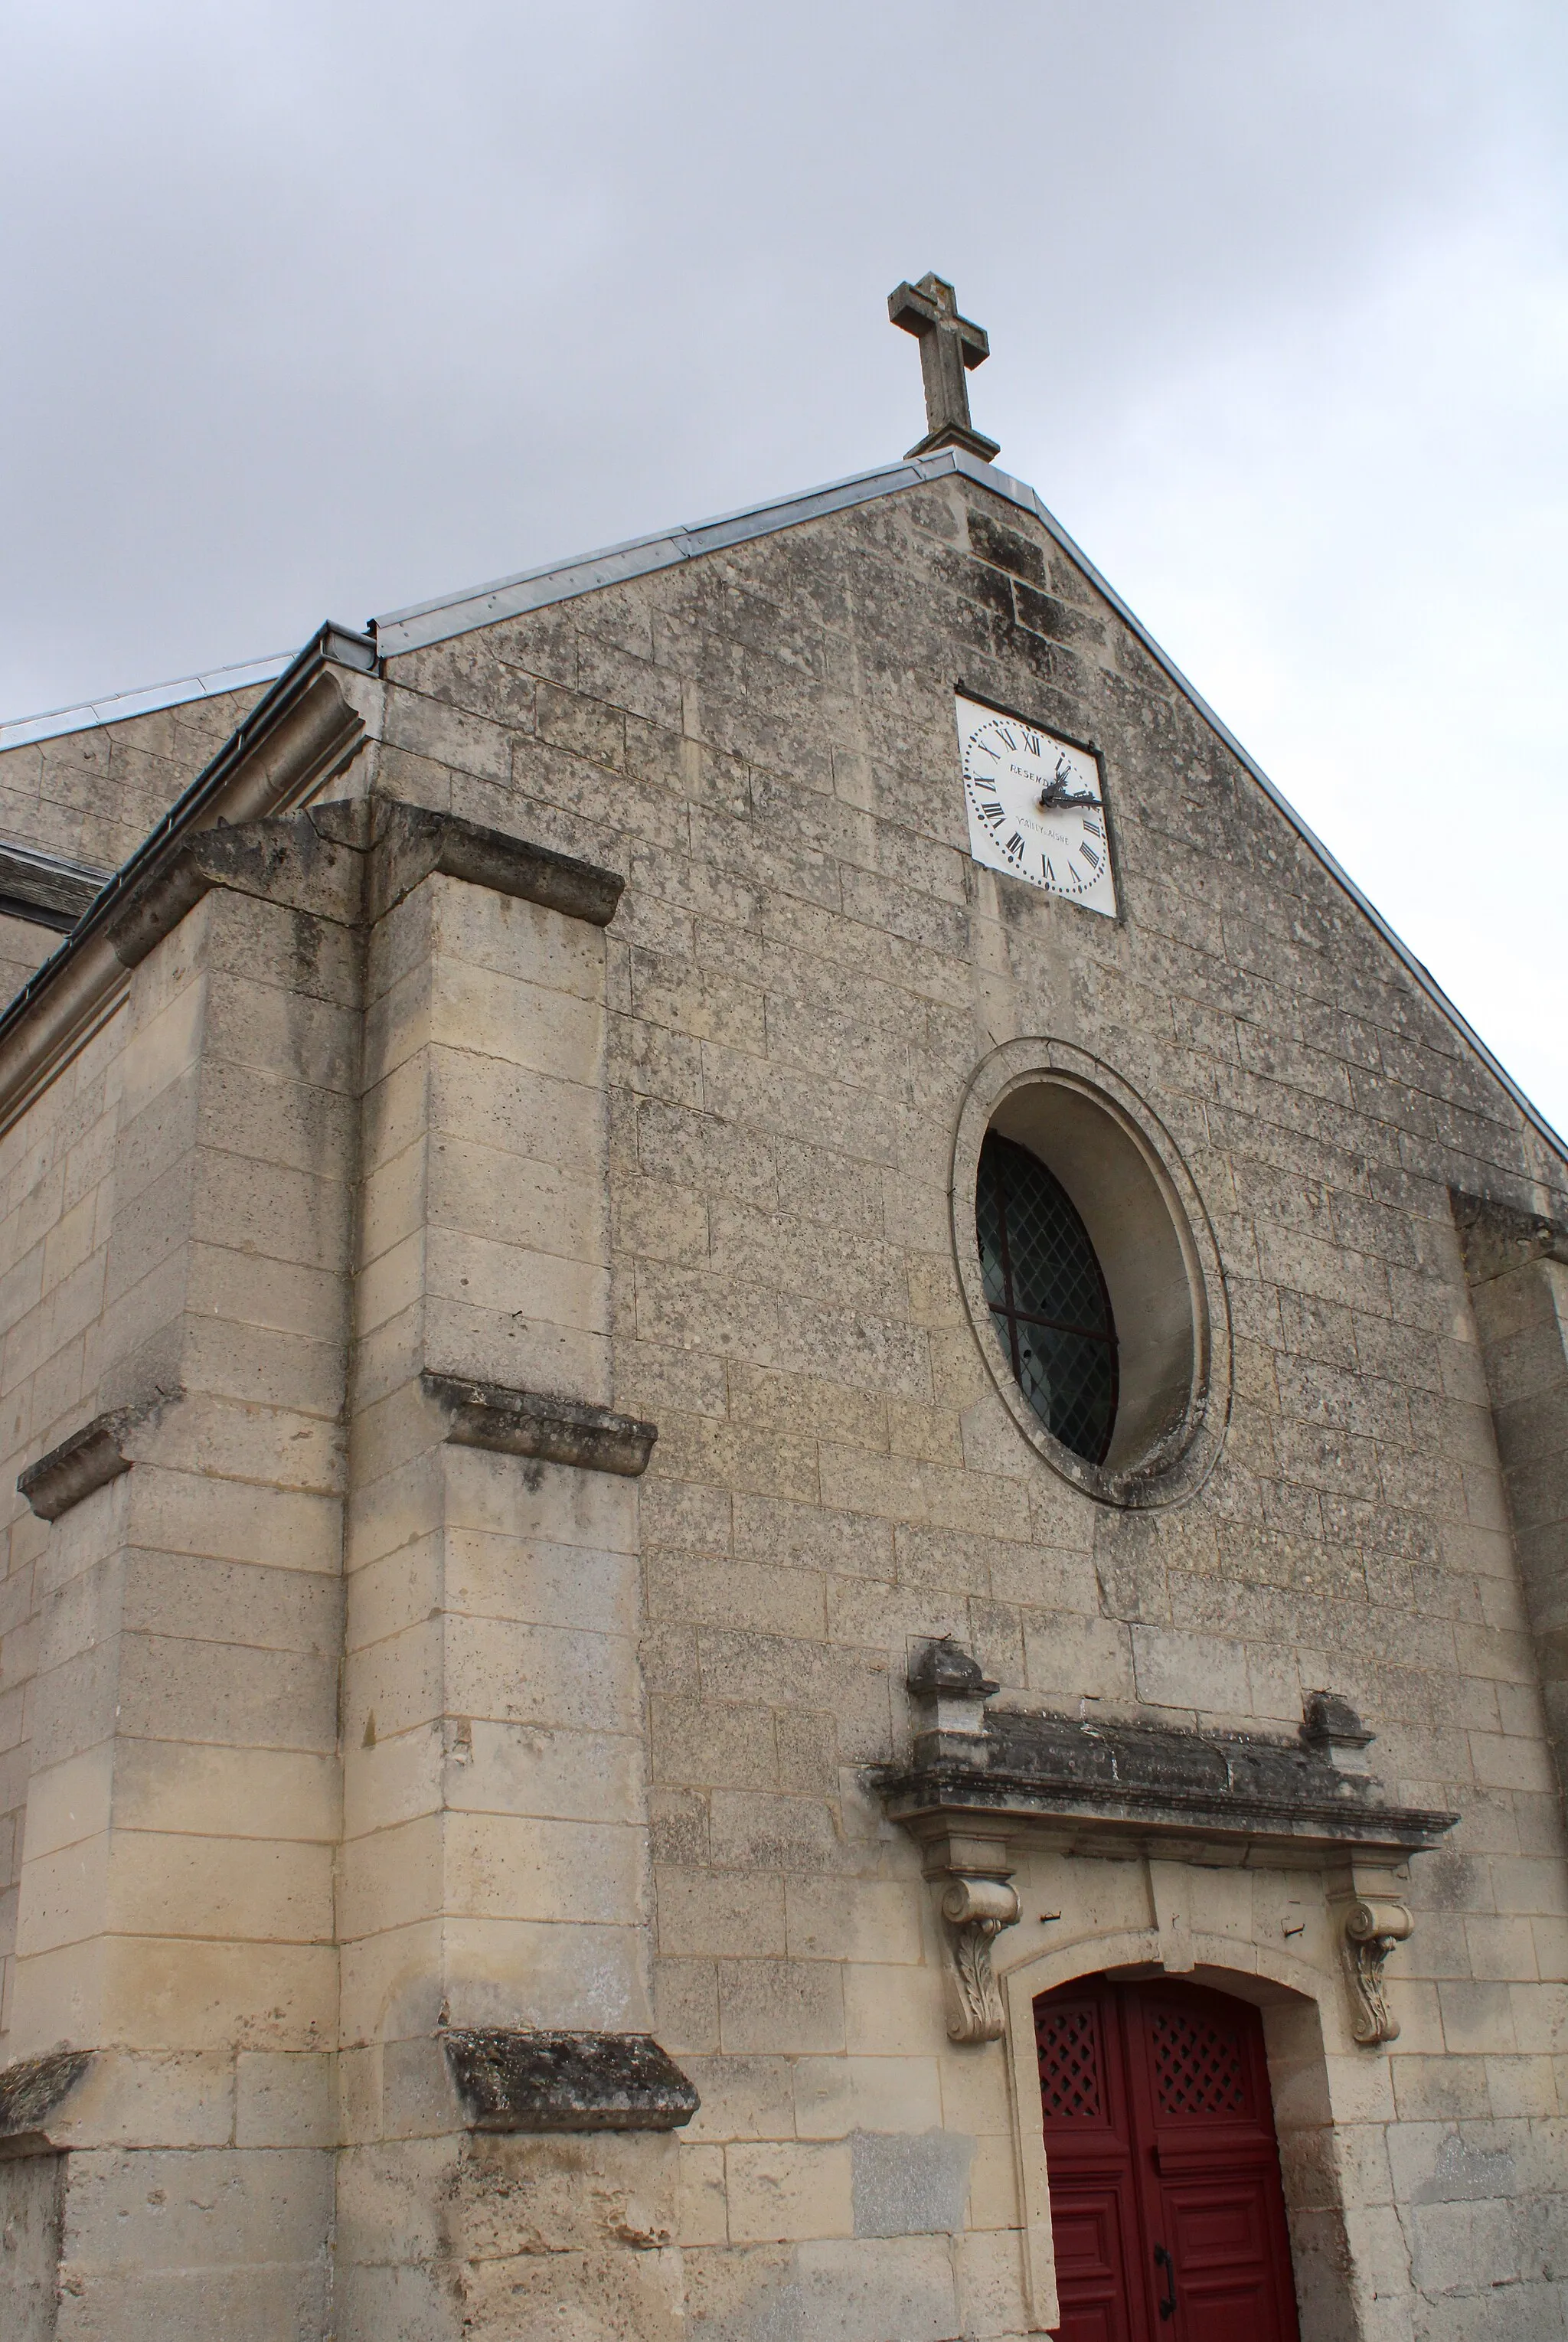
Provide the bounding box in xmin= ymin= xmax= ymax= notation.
xmin=4 ymin=2 xmax=1566 ymax=1135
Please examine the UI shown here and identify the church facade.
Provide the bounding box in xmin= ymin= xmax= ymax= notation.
xmin=2 ymin=288 xmax=1566 ymax=2341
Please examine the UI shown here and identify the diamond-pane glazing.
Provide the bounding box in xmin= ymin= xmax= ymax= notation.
xmin=976 ymin=1132 xmax=1117 ymax=1464
xmin=975 ymin=1170 xmax=1008 ymax=1310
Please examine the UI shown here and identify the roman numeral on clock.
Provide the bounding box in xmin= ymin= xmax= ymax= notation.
xmin=954 ymin=692 xmax=1119 ymax=919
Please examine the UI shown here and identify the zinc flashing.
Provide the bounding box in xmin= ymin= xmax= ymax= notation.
xmin=0 ymin=451 xmax=1557 ymax=1168
xmin=0 ymin=622 xmax=377 ymax=1132
xmin=375 ymin=446 xmax=1566 ymax=1165
xmin=0 ymin=652 xmax=293 ymax=752
xmin=371 ymin=453 xmax=992 ymax=654
xmin=374 ymin=445 xmax=1565 ymax=1161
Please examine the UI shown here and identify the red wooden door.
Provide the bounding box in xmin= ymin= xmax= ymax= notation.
xmin=1036 ymin=1975 xmax=1301 ymax=2342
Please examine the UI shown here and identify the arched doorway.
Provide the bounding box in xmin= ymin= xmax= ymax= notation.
xmin=1035 ymin=1971 xmax=1302 ymax=2341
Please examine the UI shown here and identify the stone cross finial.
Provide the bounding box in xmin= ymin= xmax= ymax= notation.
xmin=888 ymin=273 xmax=1001 ymax=463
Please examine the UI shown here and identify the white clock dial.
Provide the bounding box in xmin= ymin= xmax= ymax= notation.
xmin=955 ymin=693 xmax=1118 ymax=918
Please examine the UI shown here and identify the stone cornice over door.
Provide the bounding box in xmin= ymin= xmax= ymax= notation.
xmin=874 ymin=1641 xmax=1457 ymax=2053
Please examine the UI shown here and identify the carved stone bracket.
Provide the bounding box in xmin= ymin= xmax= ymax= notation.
xmin=879 ymin=1641 xmax=1452 ymax=2055
xmin=1342 ymin=1896 xmax=1413 ymax=2046
xmin=936 ymin=1873 xmax=1021 ymax=2044
xmin=900 ymin=1642 xmax=1022 ymax=2043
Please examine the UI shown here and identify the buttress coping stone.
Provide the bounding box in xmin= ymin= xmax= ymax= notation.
xmin=422 ymin=1370 xmax=657 ymax=1478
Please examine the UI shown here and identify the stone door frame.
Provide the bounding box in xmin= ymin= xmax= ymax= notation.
xmin=998 ymin=1924 xmax=1366 ymax=2341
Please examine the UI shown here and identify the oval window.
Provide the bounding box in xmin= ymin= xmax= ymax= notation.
xmin=976 ymin=1129 xmax=1118 ymax=1465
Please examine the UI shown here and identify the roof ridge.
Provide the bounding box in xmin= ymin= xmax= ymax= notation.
xmin=372 ymin=445 xmax=1567 ymax=1167
xmin=2 ymin=449 xmax=1558 ymax=1165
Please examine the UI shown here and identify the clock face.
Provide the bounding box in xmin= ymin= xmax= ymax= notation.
xmin=955 ymin=692 xmax=1117 ymax=918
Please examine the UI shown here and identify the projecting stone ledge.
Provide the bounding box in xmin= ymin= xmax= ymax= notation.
xmin=443 ymin=2030 xmax=699 ymax=2134
xmin=0 ymin=2050 xmax=93 ymax=2151
xmin=1452 ymin=1188 xmax=1568 ymax=1283
xmin=874 ymin=1694 xmax=1459 ymax=1868
xmin=423 ymin=1371 xmax=658 ymax=1477
xmin=368 ymin=796 xmax=625 ymax=928
xmin=18 ymin=1409 xmax=137 ymax=1521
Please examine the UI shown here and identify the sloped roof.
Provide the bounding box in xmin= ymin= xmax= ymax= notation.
xmin=371 ymin=446 xmax=1567 ymax=1164
xmin=2 ymin=447 xmax=1560 ymax=1161
xmin=0 ymin=653 xmax=291 ymax=752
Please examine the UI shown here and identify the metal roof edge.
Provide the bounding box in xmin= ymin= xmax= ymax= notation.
xmin=371 ymin=451 xmax=1044 ymax=655
xmin=948 ymin=450 xmax=1567 ymax=1166
xmin=0 ymin=622 xmax=377 ymax=1069
xmin=0 ymin=653 xmax=295 ymax=753
xmin=16 ymin=449 xmax=1550 ymax=1167
xmin=373 ymin=437 xmax=1563 ymax=1163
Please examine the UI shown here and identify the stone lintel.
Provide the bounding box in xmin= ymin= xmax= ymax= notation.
xmin=443 ymin=2029 xmax=698 ymax=2133
xmin=368 ymin=797 xmax=624 ymax=929
xmin=0 ymin=2050 xmax=93 ymax=2155
xmin=423 ymin=1371 xmax=657 ymax=1477
xmin=17 ymin=1408 xmax=139 ymax=1521
xmin=875 ymin=1706 xmax=1457 ymax=1870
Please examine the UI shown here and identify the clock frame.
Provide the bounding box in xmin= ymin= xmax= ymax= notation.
xmin=955 ymin=688 xmax=1119 ymax=919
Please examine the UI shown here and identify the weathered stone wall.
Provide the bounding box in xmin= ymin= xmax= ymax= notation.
xmin=0 ymin=915 xmax=63 ymax=1012
xmin=0 ymin=873 xmax=353 ymax=2332
xmin=0 ymin=464 xmax=1564 ymax=2337
xmin=1459 ymin=1201 xmax=1568 ymax=1805
xmin=0 ymin=1001 xmax=125 ymax=2049
xmin=0 ymin=687 xmax=270 ymax=874
xmin=0 ymin=2151 xmax=65 ymax=2339
xmin=368 ymin=471 xmax=1568 ymax=2337
xmin=0 ymin=684 xmax=270 ymax=1001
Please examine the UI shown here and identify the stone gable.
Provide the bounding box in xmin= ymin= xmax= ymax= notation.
xmin=0 ymin=463 xmax=1564 ymax=2338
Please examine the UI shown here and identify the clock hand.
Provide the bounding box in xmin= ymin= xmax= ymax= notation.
xmin=1037 ymin=782 xmax=1102 ymax=812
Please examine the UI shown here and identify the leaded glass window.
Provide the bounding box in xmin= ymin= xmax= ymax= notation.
xmin=976 ymin=1131 xmax=1118 ymax=1464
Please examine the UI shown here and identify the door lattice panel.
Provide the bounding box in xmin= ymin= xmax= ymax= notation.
xmin=1034 ymin=1976 xmax=1302 ymax=2342
xmin=1150 ymin=2005 xmax=1249 ymax=2117
xmin=1034 ymin=1998 xmax=1104 ymax=2120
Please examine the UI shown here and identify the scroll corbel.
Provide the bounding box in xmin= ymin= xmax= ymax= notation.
xmin=937 ymin=1875 xmax=1021 ymax=2043
xmin=1342 ymin=1895 xmax=1412 ymax=2046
